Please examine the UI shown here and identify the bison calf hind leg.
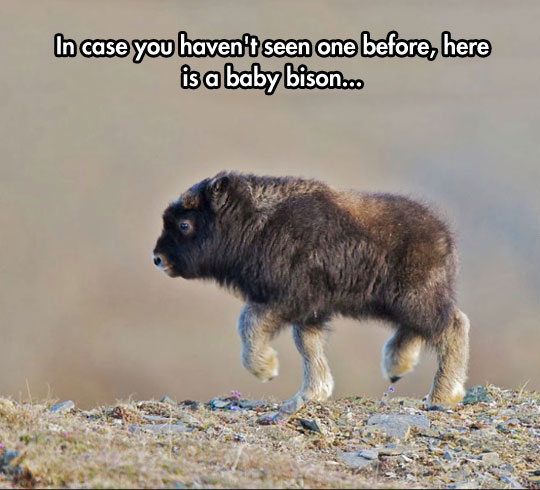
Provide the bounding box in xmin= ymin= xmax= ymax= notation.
xmin=381 ymin=327 xmax=424 ymax=383
xmin=428 ymin=309 xmax=470 ymax=407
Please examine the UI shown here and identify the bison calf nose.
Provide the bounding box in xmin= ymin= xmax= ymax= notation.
xmin=153 ymin=254 xmax=163 ymax=267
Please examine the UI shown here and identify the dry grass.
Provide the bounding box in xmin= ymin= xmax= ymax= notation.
xmin=0 ymin=386 xmax=538 ymax=488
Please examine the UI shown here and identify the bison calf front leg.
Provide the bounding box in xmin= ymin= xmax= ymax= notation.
xmin=237 ymin=303 xmax=280 ymax=382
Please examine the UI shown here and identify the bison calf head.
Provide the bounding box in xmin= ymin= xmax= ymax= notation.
xmin=153 ymin=172 xmax=250 ymax=279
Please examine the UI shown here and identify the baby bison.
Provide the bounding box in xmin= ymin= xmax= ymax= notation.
xmin=153 ymin=172 xmax=469 ymax=412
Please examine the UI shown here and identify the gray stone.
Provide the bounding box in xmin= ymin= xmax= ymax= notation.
xmin=503 ymin=477 xmax=525 ymax=489
xmin=443 ymin=450 xmax=453 ymax=461
xmin=257 ymin=413 xmax=278 ymax=425
xmin=238 ymin=399 xmax=266 ymax=410
xmin=463 ymin=386 xmax=492 ymax=405
xmin=493 ymin=471 xmax=525 ymax=489
xmin=366 ymin=413 xmax=430 ymax=440
xmin=357 ymin=449 xmax=378 ymax=460
xmin=299 ymin=418 xmax=322 ymax=434
xmin=160 ymin=396 xmax=175 ymax=404
xmin=339 ymin=451 xmax=378 ymax=470
xmin=340 ymin=444 xmax=414 ymax=470
xmin=129 ymin=423 xmax=187 ymax=434
xmin=209 ymin=398 xmax=230 ymax=409
xmin=449 ymin=482 xmax=477 ymax=489
xmin=0 ymin=450 xmax=22 ymax=476
xmin=49 ymin=400 xmax=75 ymax=413
xmin=480 ymin=451 xmax=502 ymax=465
xmin=502 ymin=462 xmax=515 ymax=473
xmin=142 ymin=415 xmax=175 ymax=423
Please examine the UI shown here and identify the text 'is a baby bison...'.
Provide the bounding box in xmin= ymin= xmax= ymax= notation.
xmin=153 ymin=172 xmax=470 ymax=415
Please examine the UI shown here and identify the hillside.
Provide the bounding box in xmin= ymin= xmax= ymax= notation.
xmin=0 ymin=385 xmax=538 ymax=488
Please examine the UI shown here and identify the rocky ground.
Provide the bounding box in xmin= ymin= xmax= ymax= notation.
xmin=0 ymin=385 xmax=538 ymax=488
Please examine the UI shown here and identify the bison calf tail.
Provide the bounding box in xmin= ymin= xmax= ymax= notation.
xmin=428 ymin=308 xmax=470 ymax=408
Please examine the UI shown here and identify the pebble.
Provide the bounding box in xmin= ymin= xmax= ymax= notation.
xmin=495 ymin=472 xmax=525 ymax=488
xmin=366 ymin=413 xmax=430 ymax=440
xmin=299 ymin=418 xmax=322 ymax=434
xmin=180 ymin=400 xmax=200 ymax=411
xmin=160 ymin=396 xmax=175 ymax=404
xmin=377 ymin=445 xmax=415 ymax=456
xmin=237 ymin=399 xmax=267 ymax=410
xmin=449 ymin=482 xmax=478 ymax=489
xmin=339 ymin=451 xmax=378 ymax=470
xmin=502 ymin=462 xmax=515 ymax=473
xmin=49 ymin=400 xmax=75 ymax=413
xmin=129 ymin=423 xmax=187 ymax=434
xmin=142 ymin=415 xmax=174 ymax=423
xmin=463 ymin=386 xmax=492 ymax=405
xmin=339 ymin=443 xmax=416 ymax=469
xmin=480 ymin=451 xmax=502 ymax=465
xmin=208 ymin=398 xmax=230 ymax=409
xmin=357 ymin=449 xmax=378 ymax=460
xmin=0 ymin=450 xmax=22 ymax=476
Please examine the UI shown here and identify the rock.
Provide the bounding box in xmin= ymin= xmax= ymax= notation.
xmin=180 ymin=400 xmax=200 ymax=411
xmin=142 ymin=415 xmax=174 ymax=423
xmin=49 ymin=400 xmax=75 ymax=413
xmin=208 ymin=398 xmax=230 ymax=409
xmin=341 ymin=444 xmax=414 ymax=469
xmin=508 ymin=478 xmax=525 ymax=489
xmin=480 ymin=451 xmax=502 ymax=465
xmin=498 ymin=474 xmax=525 ymax=488
xmin=339 ymin=451 xmax=378 ymax=470
xmin=502 ymin=462 xmax=515 ymax=473
xmin=463 ymin=386 xmax=492 ymax=405
xmin=160 ymin=396 xmax=175 ymax=404
xmin=0 ymin=451 xmax=24 ymax=481
xmin=366 ymin=413 xmax=430 ymax=440
xmin=443 ymin=450 xmax=453 ymax=461
xmin=357 ymin=449 xmax=378 ymax=460
xmin=257 ymin=413 xmax=278 ymax=425
xmin=129 ymin=423 xmax=187 ymax=434
xmin=0 ymin=450 xmax=19 ymax=467
xmin=299 ymin=418 xmax=322 ymax=434
xmin=237 ymin=399 xmax=266 ymax=410
xmin=377 ymin=444 xmax=415 ymax=456
xmin=449 ymin=482 xmax=478 ymax=489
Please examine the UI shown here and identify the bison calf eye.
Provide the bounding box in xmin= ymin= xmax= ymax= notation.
xmin=179 ymin=221 xmax=192 ymax=234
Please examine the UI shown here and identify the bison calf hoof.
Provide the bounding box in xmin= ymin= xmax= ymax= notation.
xmin=300 ymin=377 xmax=334 ymax=402
xmin=427 ymin=384 xmax=466 ymax=409
xmin=244 ymin=348 xmax=279 ymax=382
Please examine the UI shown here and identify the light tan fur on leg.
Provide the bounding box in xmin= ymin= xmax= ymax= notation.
xmin=237 ymin=303 xmax=280 ymax=382
xmin=382 ymin=327 xmax=424 ymax=383
xmin=429 ymin=309 xmax=470 ymax=407
xmin=292 ymin=325 xmax=334 ymax=402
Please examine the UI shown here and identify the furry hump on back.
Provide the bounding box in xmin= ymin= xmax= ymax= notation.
xmin=153 ymin=171 xmax=470 ymax=412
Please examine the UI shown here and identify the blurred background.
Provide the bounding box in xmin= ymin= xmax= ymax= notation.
xmin=1 ymin=1 xmax=539 ymax=408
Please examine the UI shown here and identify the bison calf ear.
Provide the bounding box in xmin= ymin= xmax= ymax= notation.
xmin=207 ymin=173 xmax=231 ymax=210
